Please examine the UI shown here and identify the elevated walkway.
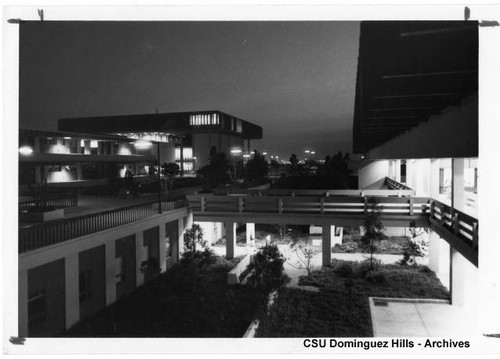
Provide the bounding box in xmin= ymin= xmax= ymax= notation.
xmin=186 ymin=191 xmax=478 ymax=267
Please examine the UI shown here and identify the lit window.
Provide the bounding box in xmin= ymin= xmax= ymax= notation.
xmin=90 ymin=140 xmax=98 ymax=148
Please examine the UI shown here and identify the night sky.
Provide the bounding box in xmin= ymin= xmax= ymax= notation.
xmin=19 ymin=21 xmax=360 ymax=159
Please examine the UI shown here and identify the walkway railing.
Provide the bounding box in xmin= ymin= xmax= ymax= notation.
xmin=429 ymin=199 xmax=478 ymax=248
xmin=385 ymin=177 xmax=413 ymax=191
xmin=212 ymin=188 xmax=415 ymax=197
xmin=187 ymin=194 xmax=430 ymax=216
xmin=19 ymin=191 xmax=79 ymax=211
xmin=19 ymin=200 xmax=187 ymax=253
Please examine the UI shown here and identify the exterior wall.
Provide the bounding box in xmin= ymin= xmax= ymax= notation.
xmin=143 ymin=226 xmax=160 ymax=282
xmin=366 ymin=94 xmax=478 ymax=160
xmin=25 ymin=259 xmax=66 ymax=337
xmin=78 ymin=245 xmax=106 ymax=321
xmin=358 ymin=160 xmax=389 ymax=189
xmin=428 ymin=230 xmax=450 ymax=290
xmin=115 ymin=235 xmax=137 ymax=300
xmin=18 ymin=207 xmax=190 ymax=337
xmin=451 ymin=247 xmax=478 ymax=312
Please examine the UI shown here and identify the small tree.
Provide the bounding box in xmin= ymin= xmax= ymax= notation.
xmin=401 ymin=221 xmax=429 ymax=266
xmin=244 ymin=150 xmax=269 ymax=180
xmin=246 ymin=244 xmax=287 ymax=291
xmin=361 ymin=198 xmax=385 ymax=270
xmin=288 ymin=239 xmax=315 ymax=277
xmin=182 ymin=224 xmax=216 ymax=266
xmin=274 ymin=224 xmax=289 ymax=242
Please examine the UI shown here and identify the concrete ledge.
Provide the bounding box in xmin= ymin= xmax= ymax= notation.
xmin=227 ymin=254 xmax=253 ymax=285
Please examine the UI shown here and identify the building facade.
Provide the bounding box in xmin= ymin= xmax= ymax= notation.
xmin=57 ymin=110 xmax=263 ymax=175
xmin=352 ymin=21 xmax=480 ymax=316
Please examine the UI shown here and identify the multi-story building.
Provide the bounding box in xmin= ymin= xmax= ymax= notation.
xmin=58 ymin=110 xmax=263 ymax=175
xmin=352 ymin=21 xmax=479 ymax=313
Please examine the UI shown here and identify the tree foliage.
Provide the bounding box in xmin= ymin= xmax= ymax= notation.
xmin=247 ymin=244 xmax=287 ymax=291
xmin=361 ymin=198 xmax=385 ymax=270
xmin=244 ymin=150 xmax=269 ymax=180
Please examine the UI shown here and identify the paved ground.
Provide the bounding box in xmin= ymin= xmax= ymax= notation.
xmin=370 ymin=298 xmax=479 ymax=337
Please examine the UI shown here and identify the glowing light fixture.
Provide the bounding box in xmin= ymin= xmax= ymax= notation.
xmin=262 ymin=152 xmax=267 ymax=155
xmin=311 ymin=151 xmax=316 ymax=155
xmin=134 ymin=140 xmax=153 ymax=149
xmin=243 ymin=154 xmax=251 ymax=158
xmin=90 ymin=140 xmax=98 ymax=148
xmin=80 ymin=140 xmax=85 ymax=147
xmin=63 ymin=136 xmax=72 ymax=140
xmin=305 ymin=150 xmax=310 ymax=154
xmin=230 ymin=148 xmax=242 ymax=155
xmin=19 ymin=146 xmax=33 ymax=155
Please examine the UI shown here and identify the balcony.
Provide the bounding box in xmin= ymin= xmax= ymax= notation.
xmin=19 ymin=200 xmax=187 ymax=253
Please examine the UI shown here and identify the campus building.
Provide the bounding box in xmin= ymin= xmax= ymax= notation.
xmin=19 ymin=128 xmax=157 ymax=189
xmin=58 ymin=110 xmax=263 ymax=175
xmin=18 ymin=129 xmax=195 ymax=336
xmin=17 ymin=110 xmax=262 ymax=337
xmin=352 ymin=21 xmax=479 ymax=312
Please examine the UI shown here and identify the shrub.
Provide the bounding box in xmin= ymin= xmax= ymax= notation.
xmin=357 ymin=258 xmax=382 ymax=278
xmin=365 ymin=270 xmax=386 ymax=284
xmin=247 ymin=244 xmax=288 ymax=291
xmin=334 ymin=262 xmax=354 ymax=278
xmin=180 ymin=248 xmax=217 ymax=267
xmin=181 ymin=224 xmax=217 ymax=267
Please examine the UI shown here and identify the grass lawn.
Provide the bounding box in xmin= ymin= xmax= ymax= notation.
xmin=64 ymin=257 xmax=266 ymax=337
xmin=332 ymin=233 xmax=412 ymax=255
xmin=256 ymin=260 xmax=449 ymax=337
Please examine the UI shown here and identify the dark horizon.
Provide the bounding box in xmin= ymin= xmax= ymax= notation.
xmin=19 ymin=21 xmax=360 ymax=160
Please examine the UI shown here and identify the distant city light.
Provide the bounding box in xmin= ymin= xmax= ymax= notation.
xmin=243 ymin=154 xmax=251 ymax=158
xmin=311 ymin=151 xmax=316 ymax=155
xmin=230 ymin=148 xmax=242 ymax=154
xmin=134 ymin=140 xmax=152 ymax=149
xmin=262 ymin=152 xmax=267 ymax=155
xmin=19 ymin=146 xmax=33 ymax=155
xmin=63 ymin=136 xmax=72 ymax=140
xmin=305 ymin=150 xmax=310 ymax=153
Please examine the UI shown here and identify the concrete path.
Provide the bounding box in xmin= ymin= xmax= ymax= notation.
xmin=370 ymin=297 xmax=478 ymax=337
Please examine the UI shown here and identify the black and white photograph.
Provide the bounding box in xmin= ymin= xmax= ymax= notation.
xmin=3 ymin=1 xmax=500 ymax=356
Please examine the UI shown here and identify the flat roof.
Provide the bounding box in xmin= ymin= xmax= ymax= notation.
xmin=58 ymin=110 xmax=263 ymax=140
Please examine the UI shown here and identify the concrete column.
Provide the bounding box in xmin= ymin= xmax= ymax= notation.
xmin=65 ymin=253 xmax=80 ymax=329
xmin=84 ymin=140 xmax=91 ymax=155
xmin=225 ymin=221 xmax=236 ymax=259
xmin=173 ymin=217 xmax=183 ymax=263
xmin=18 ymin=270 xmax=28 ymax=337
xmin=452 ymin=158 xmax=465 ymax=212
xmin=430 ymin=159 xmax=440 ymax=200
xmin=76 ymin=165 xmax=83 ymax=181
xmin=246 ymin=223 xmax=255 ymax=244
xmin=322 ymin=224 xmax=332 ymax=267
xmin=105 ymin=241 xmax=116 ymax=306
xmin=33 ymin=136 xmax=41 ymax=153
xmin=395 ymin=159 xmax=401 ymax=182
xmin=135 ymin=231 xmax=146 ymax=287
xmin=451 ymin=248 xmax=478 ymax=310
xmin=428 ymin=230 xmax=450 ymax=290
xmin=185 ymin=212 xmax=194 ymax=230
xmin=159 ymin=222 xmax=167 ymax=273
xmin=35 ymin=166 xmax=42 ymax=185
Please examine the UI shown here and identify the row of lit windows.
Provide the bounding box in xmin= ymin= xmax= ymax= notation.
xmin=174 ymin=147 xmax=193 ymax=161
xmin=189 ymin=113 xmax=220 ymax=126
xmin=115 ymin=132 xmax=170 ymax=143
